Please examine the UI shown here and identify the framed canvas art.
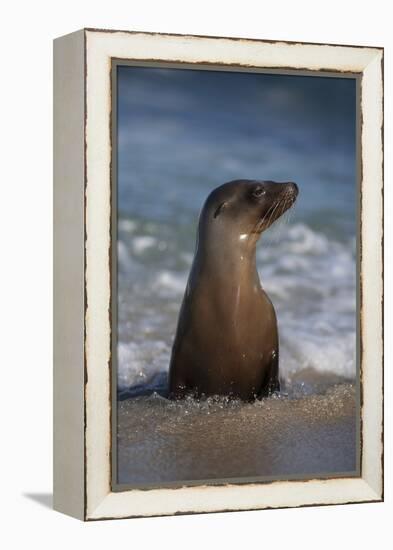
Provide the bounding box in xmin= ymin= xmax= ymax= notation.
xmin=53 ymin=28 xmax=383 ymax=520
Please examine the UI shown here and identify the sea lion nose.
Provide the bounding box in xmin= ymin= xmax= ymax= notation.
xmin=289 ymin=182 xmax=298 ymax=195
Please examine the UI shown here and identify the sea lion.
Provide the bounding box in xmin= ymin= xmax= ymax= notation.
xmin=168 ymin=179 xmax=298 ymax=401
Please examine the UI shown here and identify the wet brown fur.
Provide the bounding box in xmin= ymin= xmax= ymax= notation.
xmin=168 ymin=179 xmax=298 ymax=400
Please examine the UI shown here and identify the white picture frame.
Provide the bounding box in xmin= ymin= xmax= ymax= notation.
xmin=53 ymin=28 xmax=383 ymax=521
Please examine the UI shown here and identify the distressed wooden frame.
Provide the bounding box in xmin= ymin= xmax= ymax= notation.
xmin=53 ymin=28 xmax=383 ymax=521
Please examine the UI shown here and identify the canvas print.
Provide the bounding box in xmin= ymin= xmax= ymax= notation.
xmin=113 ymin=65 xmax=358 ymax=488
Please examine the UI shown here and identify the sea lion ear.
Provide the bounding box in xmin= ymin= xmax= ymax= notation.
xmin=213 ymin=201 xmax=227 ymax=218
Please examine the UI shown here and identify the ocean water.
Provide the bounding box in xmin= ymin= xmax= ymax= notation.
xmin=117 ymin=216 xmax=356 ymax=397
xmin=117 ymin=68 xmax=357 ymax=397
xmin=115 ymin=67 xmax=357 ymax=483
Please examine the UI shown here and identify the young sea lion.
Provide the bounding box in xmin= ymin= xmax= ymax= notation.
xmin=168 ymin=179 xmax=298 ymax=400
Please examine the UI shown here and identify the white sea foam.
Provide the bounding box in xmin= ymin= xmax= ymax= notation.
xmin=118 ymin=219 xmax=137 ymax=233
xmin=117 ymin=223 xmax=356 ymax=390
xmin=117 ymin=241 xmax=133 ymax=272
xmin=181 ymin=252 xmax=193 ymax=265
xmin=118 ymin=340 xmax=170 ymax=389
xmin=153 ymin=270 xmax=188 ymax=295
xmin=132 ymin=235 xmax=157 ymax=254
xmin=286 ymin=223 xmax=329 ymax=254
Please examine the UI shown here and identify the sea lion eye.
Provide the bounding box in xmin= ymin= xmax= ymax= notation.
xmin=252 ymin=187 xmax=266 ymax=198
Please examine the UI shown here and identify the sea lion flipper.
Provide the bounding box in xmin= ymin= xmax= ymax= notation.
xmin=259 ymin=348 xmax=280 ymax=398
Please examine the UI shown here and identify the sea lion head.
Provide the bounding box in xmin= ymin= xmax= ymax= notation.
xmin=200 ymin=179 xmax=298 ymax=242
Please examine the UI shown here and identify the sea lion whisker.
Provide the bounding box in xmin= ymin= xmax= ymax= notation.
xmin=252 ymin=201 xmax=276 ymax=234
xmin=265 ymin=200 xmax=280 ymax=228
xmin=279 ymin=196 xmax=290 ymax=218
xmin=266 ymin=198 xmax=284 ymax=228
xmin=261 ymin=202 xmax=277 ymax=228
xmin=271 ymin=192 xmax=295 ymax=242
xmin=268 ymin=197 xmax=289 ymax=243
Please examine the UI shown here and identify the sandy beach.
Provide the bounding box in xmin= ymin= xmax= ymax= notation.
xmin=116 ymin=383 xmax=358 ymax=487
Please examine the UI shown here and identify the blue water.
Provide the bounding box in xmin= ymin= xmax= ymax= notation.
xmin=116 ymin=66 xmax=357 ymax=395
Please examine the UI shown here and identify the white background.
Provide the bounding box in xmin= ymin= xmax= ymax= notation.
xmin=1 ymin=1 xmax=391 ymax=548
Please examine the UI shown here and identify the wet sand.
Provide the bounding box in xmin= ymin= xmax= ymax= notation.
xmin=116 ymin=383 xmax=358 ymax=486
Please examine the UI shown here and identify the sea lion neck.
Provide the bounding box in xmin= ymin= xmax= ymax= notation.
xmin=195 ymin=228 xmax=260 ymax=283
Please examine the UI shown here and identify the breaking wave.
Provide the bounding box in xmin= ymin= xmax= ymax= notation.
xmin=117 ymin=219 xmax=356 ymax=396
